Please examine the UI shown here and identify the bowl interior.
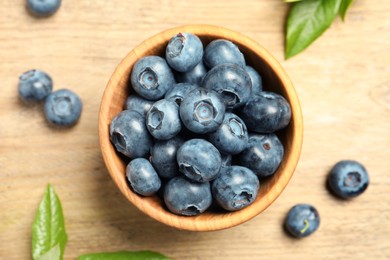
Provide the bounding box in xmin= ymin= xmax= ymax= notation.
xmin=99 ymin=25 xmax=303 ymax=231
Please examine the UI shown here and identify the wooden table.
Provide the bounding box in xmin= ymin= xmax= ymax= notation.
xmin=1 ymin=1 xmax=389 ymax=259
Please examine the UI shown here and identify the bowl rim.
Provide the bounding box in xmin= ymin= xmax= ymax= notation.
xmin=98 ymin=24 xmax=303 ymax=231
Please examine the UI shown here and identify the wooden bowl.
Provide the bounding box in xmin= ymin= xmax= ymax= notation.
xmin=99 ymin=25 xmax=303 ymax=231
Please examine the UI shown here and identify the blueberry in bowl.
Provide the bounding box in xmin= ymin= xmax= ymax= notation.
xmin=99 ymin=25 xmax=303 ymax=231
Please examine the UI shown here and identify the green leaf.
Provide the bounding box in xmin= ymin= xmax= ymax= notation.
xmin=339 ymin=0 xmax=355 ymax=21
xmin=32 ymin=185 xmax=67 ymax=260
xmin=285 ymin=0 xmax=342 ymax=59
xmin=77 ymin=251 xmax=171 ymax=260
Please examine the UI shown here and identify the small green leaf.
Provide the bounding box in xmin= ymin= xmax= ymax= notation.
xmin=77 ymin=251 xmax=171 ymax=260
xmin=32 ymin=185 xmax=67 ymax=260
xmin=285 ymin=0 xmax=342 ymax=59
xmin=285 ymin=0 xmax=304 ymax=3
xmin=339 ymin=0 xmax=355 ymax=21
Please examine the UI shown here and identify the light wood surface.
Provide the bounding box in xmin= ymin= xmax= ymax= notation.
xmin=99 ymin=24 xmax=303 ymax=232
xmin=0 ymin=0 xmax=389 ymax=259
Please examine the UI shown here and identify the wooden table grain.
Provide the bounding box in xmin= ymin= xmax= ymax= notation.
xmin=0 ymin=0 xmax=389 ymax=259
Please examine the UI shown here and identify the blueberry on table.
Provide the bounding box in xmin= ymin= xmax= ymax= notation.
xmin=131 ymin=56 xmax=176 ymax=101
xmin=245 ymin=65 xmax=263 ymax=94
xmin=177 ymin=139 xmax=221 ymax=182
xmin=164 ymin=83 xmax=198 ymax=106
xmin=110 ymin=110 xmax=153 ymax=159
xmin=27 ymin=0 xmax=61 ymax=16
xmin=151 ymin=136 xmax=185 ymax=179
xmin=208 ymin=112 xmax=248 ymax=155
xmin=328 ymin=160 xmax=369 ymax=199
xmin=176 ymin=61 xmax=207 ymax=86
xmin=180 ymin=88 xmax=225 ymax=134
xmin=18 ymin=69 xmax=53 ymax=101
xmin=166 ymin=32 xmax=204 ymax=72
xmin=285 ymin=204 xmax=320 ymax=238
xmin=164 ymin=176 xmax=212 ymax=216
xmin=126 ymin=158 xmax=161 ymax=196
xmin=44 ymin=89 xmax=82 ymax=127
xmin=212 ymin=166 xmax=259 ymax=211
xmin=203 ymin=39 xmax=246 ymax=68
xmin=202 ymin=63 xmax=252 ymax=109
xmin=240 ymin=91 xmax=291 ymax=133
xmin=239 ymin=134 xmax=284 ymax=178
xmin=125 ymin=94 xmax=154 ymax=117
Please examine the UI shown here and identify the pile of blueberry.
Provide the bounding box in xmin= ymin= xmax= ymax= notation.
xmin=18 ymin=69 xmax=82 ymax=127
xmin=110 ymin=32 xmax=292 ymax=216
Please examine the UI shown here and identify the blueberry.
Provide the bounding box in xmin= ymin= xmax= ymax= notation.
xmin=180 ymin=88 xmax=225 ymax=134
xmin=239 ymin=134 xmax=284 ymax=178
xmin=110 ymin=110 xmax=153 ymax=158
xmin=166 ymin=32 xmax=204 ymax=72
xmin=203 ymin=39 xmax=246 ymax=68
xmin=18 ymin=69 xmax=53 ymax=101
xmin=151 ymin=136 xmax=185 ymax=179
xmin=285 ymin=204 xmax=320 ymax=238
xmin=221 ymin=153 xmax=232 ymax=168
xmin=125 ymin=94 xmax=154 ymax=117
xmin=146 ymin=99 xmax=182 ymax=140
xmin=177 ymin=139 xmax=221 ymax=182
xmin=44 ymin=89 xmax=82 ymax=126
xmin=176 ymin=61 xmax=207 ymax=86
xmin=327 ymin=160 xmax=369 ymax=199
xmin=131 ymin=56 xmax=176 ymax=100
xmin=126 ymin=158 xmax=161 ymax=196
xmin=245 ymin=66 xmax=263 ymax=94
xmin=240 ymin=92 xmax=291 ymax=133
xmin=164 ymin=83 xmax=198 ymax=106
xmin=212 ymin=166 xmax=259 ymax=211
xmin=208 ymin=112 xmax=248 ymax=155
xmin=27 ymin=0 xmax=61 ymax=16
xmin=202 ymin=63 xmax=252 ymax=109
xmin=164 ymin=176 xmax=212 ymax=216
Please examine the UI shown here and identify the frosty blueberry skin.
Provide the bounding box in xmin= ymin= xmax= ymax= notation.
xmin=164 ymin=176 xmax=212 ymax=216
xmin=110 ymin=110 xmax=153 ymax=159
xmin=124 ymin=94 xmax=154 ymax=117
xmin=203 ymin=39 xmax=246 ymax=68
xmin=164 ymin=82 xmax=198 ymax=106
xmin=180 ymin=88 xmax=226 ymax=134
xmin=176 ymin=61 xmax=208 ymax=86
xmin=44 ymin=89 xmax=82 ymax=127
xmin=328 ymin=160 xmax=369 ymax=199
xmin=202 ymin=63 xmax=252 ymax=109
xmin=245 ymin=66 xmax=263 ymax=94
xmin=285 ymin=204 xmax=320 ymax=238
xmin=27 ymin=0 xmax=61 ymax=17
xmin=131 ymin=56 xmax=176 ymax=101
xmin=18 ymin=69 xmax=53 ymax=101
xmin=166 ymin=32 xmax=204 ymax=72
xmin=126 ymin=158 xmax=161 ymax=196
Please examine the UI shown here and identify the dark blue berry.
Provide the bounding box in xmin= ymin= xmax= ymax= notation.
xmin=164 ymin=83 xmax=198 ymax=106
xmin=208 ymin=112 xmax=248 ymax=155
xmin=110 ymin=110 xmax=153 ymax=158
xmin=164 ymin=176 xmax=212 ymax=216
xmin=240 ymin=92 xmax=291 ymax=133
xmin=27 ymin=0 xmax=61 ymax=16
xmin=176 ymin=61 xmax=207 ymax=86
xmin=328 ymin=160 xmax=369 ymax=199
xmin=177 ymin=139 xmax=221 ymax=182
xmin=221 ymin=153 xmax=232 ymax=168
xmin=44 ymin=89 xmax=82 ymax=126
xmin=285 ymin=204 xmax=320 ymax=238
xmin=203 ymin=39 xmax=245 ymax=68
xmin=146 ymin=99 xmax=181 ymax=140
xmin=18 ymin=69 xmax=53 ymax=101
xmin=166 ymin=32 xmax=204 ymax=72
xmin=125 ymin=94 xmax=154 ymax=117
xmin=131 ymin=56 xmax=176 ymax=100
xmin=212 ymin=166 xmax=259 ymax=211
xmin=151 ymin=136 xmax=185 ymax=179
xmin=245 ymin=66 xmax=263 ymax=94
xmin=180 ymin=88 xmax=225 ymax=134
xmin=239 ymin=134 xmax=284 ymax=178
xmin=202 ymin=63 xmax=252 ymax=109
xmin=126 ymin=158 xmax=161 ymax=196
